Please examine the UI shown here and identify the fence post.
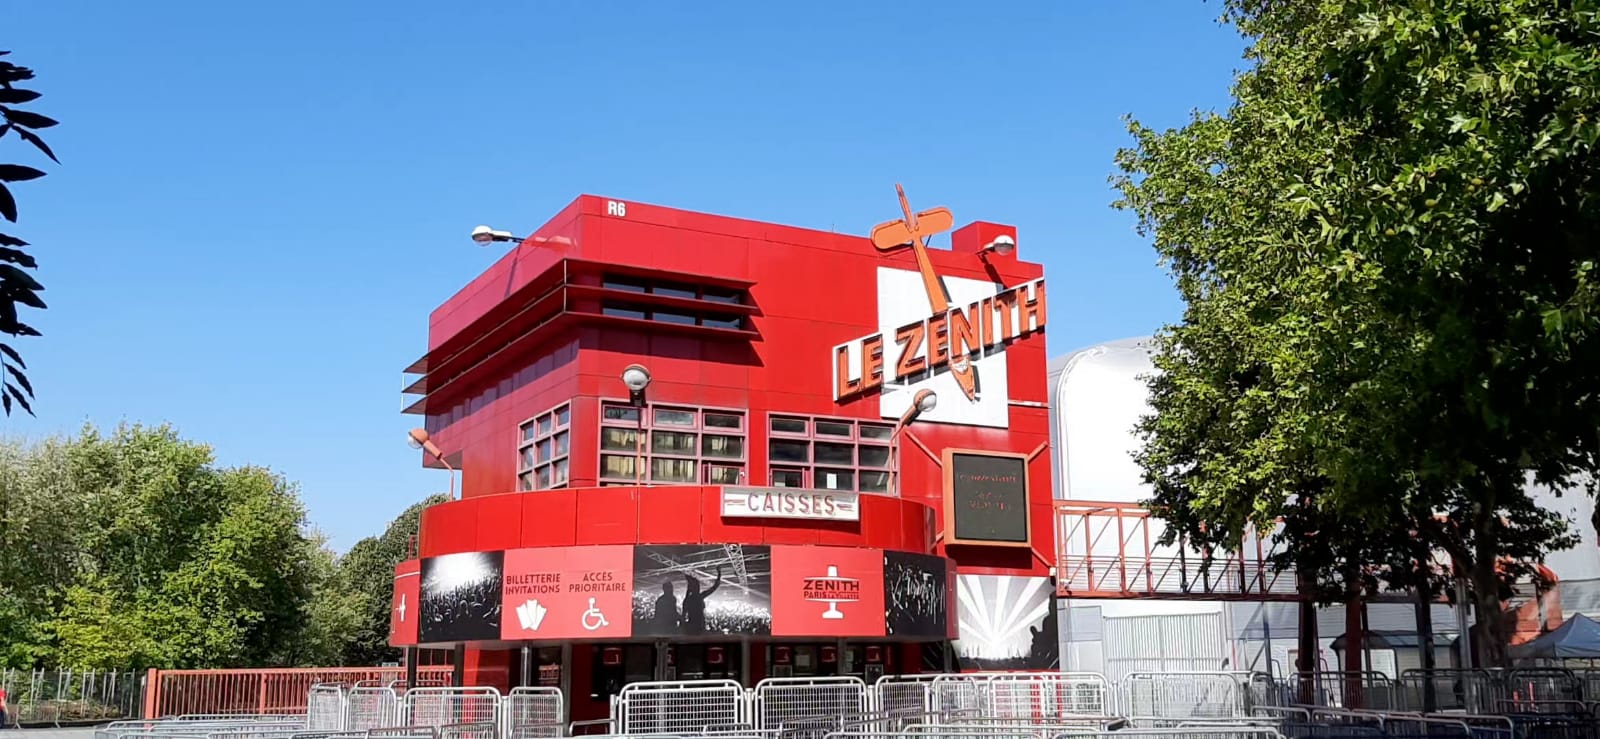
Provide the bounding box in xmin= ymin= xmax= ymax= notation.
xmin=142 ymin=668 xmax=160 ymax=719
xmin=258 ymin=674 xmax=269 ymax=714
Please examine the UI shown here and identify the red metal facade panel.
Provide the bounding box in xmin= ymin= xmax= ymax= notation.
xmin=418 ymin=487 xmax=937 ymax=556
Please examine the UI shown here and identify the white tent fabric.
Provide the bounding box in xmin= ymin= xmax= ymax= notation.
xmin=1510 ymin=613 xmax=1600 ymax=660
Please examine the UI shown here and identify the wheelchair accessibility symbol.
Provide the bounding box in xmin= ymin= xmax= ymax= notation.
xmin=581 ymin=598 xmax=609 ymax=631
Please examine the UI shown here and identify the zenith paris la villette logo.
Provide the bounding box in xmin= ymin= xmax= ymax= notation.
xmin=804 ymin=566 xmax=862 ymax=619
xmin=832 ymin=185 xmax=1046 ymax=426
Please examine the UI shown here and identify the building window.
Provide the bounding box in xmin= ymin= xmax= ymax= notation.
xmin=597 ymin=273 xmax=750 ymax=330
xmin=766 ymin=414 xmax=894 ymax=494
xmin=599 ymin=403 xmax=747 ymax=485
xmin=517 ymin=404 xmax=571 ymax=491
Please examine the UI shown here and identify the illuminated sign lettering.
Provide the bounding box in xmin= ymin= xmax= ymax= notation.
xmin=833 ymin=278 xmax=1045 ymax=401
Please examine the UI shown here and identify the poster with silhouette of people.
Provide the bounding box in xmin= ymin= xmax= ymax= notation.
xmin=631 ymin=544 xmax=772 ymax=637
xmin=883 ymin=551 xmax=951 ymax=638
xmin=952 ymin=573 xmax=1059 ymax=671
xmin=419 ymin=551 xmax=505 ymax=642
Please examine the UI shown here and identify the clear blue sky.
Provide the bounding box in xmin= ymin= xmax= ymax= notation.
xmin=4 ymin=1 xmax=1244 ymax=550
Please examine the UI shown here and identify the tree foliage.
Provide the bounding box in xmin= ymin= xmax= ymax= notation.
xmin=0 ymin=51 xmax=56 ymax=417
xmin=1116 ymin=0 xmax=1600 ymax=665
xmin=329 ymin=494 xmax=446 ymax=666
xmin=0 ymin=423 xmax=436 ymax=669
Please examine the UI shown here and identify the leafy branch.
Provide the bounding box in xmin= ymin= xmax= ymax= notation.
xmin=0 ymin=50 xmax=56 ymax=416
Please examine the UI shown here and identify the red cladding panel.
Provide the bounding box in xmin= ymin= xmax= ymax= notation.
xmin=389 ymin=565 xmax=420 ymax=647
xmin=770 ymin=546 xmax=885 ymax=638
xmin=417 ymin=488 xmax=939 ymax=554
xmin=500 ymin=545 xmax=633 ymax=641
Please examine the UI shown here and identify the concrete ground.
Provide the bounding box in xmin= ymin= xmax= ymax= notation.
xmin=7 ymin=729 xmax=97 ymax=739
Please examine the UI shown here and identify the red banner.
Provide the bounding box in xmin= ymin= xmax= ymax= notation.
xmin=771 ymin=545 xmax=886 ymax=638
xmin=389 ymin=569 xmax=420 ymax=646
xmin=500 ymin=545 xmax=633 ymax=640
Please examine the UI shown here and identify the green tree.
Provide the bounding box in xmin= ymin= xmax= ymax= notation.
xmin=0 ymin=423 xmax=333 ymax=669
xmin=290 ymin=534 xmax=364 ymax=667
xmin=327 ymin=494 xmax=446 ymax=666
xmin=1116 ymin=0 xmax=1599 ymax=666
xmin=0 ymin=51 xmax=57 ymax=416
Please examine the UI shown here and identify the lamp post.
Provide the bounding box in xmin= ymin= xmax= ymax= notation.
xmin=621 ymin=364 xmax=652 ymax=485
xmin=888 ymin=389 xmax=938 ymax=496
xmin=470 ymin=225 xmax=523 ymax=245
xmin=979 ymin=234 xmax=1016 ymax=258
xmin=407 ymin=427 xmax=457 ymax=500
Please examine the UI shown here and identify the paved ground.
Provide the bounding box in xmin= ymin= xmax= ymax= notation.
xmin=8 ymin=729 xmax=98 ymax=739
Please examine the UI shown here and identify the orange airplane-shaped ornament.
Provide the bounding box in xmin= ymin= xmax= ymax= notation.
xmin=869 ymin=184 xmax=979 ymax=402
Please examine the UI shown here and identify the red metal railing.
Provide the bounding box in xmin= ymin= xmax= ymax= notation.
xmin=142 ymin=666 xmax=455 ymax=718
xmin=1054 ymin=499 xmax=1299 ymax=600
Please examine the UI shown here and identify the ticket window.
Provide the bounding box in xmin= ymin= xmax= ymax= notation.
xmin=840 ymin=644 xmax=891 ymax=682
xmin=770 ymin=644 xmax=841 ymax=678
xmin=590 ymin=644 xmax=653 ymax=702
xmin=666 ymin=643 xmax=741 ymax=682
xmin=512 ymin=646 xmax=563 ymax=689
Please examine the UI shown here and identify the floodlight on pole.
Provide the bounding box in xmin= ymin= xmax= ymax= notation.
xmin=889 ymin=389 xmax=938 ymax=496
xmin=470 ymin=225 xmax=522 ymax=246
xmin=980 ymin=234 xmax=1016 ymax=258
xmin=407 ymin=427 xmax=457 ymax=500
xmin=620 ymin=364 xmax=652 ymax=485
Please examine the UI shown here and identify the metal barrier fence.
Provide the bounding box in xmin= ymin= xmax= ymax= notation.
xmin=347 ymin=686 xmax=404 ymax=731
xmin=0 ymin=669 xmax=144 ymax=727
xmin=1287 ymin=672 xmax=1402 ymax=711
xmin=1120 ymin=671 xmax=1251 ymax=719
xmin=927 ymin=672 xmax=1110 ymax=720
xmin=869 ymin=675 xmax=941 ymax=729
xmin=753 ymin=676 xmax=868 ymax=739
xmin=404 ymin=687 xmax=502 ymax=731
xmin=308 ymin=684 xmax=349 ymax=731
xmin=502 ymin=687 xmax=564 ymax=739
xmin=615 ymin=679 xmax=751 ymax=736
xmin=271 ymin=667 xmax=1600 ymax=739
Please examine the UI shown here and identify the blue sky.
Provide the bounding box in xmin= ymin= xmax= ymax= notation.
xmin=4 ymin=1 xmax=1245 ymax=549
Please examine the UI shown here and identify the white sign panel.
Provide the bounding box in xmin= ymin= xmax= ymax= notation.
xmin=720 ymin=486 xmax=860 ymax=522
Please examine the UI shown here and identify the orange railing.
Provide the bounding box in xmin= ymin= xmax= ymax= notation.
xmin=143 ymin=666 xmax=455 ymax=719
xmin=1054 ymin=499 xmax=1299 ymax=600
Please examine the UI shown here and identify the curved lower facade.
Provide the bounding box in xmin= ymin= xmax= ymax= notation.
xmin=392 ymin=485 xmax=953 ymax=647
xmin=388 ymin=194 xmax=1060 ymax=720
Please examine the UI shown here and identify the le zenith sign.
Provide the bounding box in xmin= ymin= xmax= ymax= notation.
xmin=833 ymin=186 xmax=1046 ymax=402
xmin=833 ymin=278 xmax=1045 ymax=401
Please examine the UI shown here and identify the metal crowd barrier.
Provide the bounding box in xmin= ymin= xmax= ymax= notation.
xmin=1120 ymin=671 xmax=1252 ymax=720
xmin=280 ymin=668 xmax=1600 ymax=739
xmin=615 ymin=679 xmax=752 ymax=737
xmin=754 ymin=676 xmax=869 ymax=739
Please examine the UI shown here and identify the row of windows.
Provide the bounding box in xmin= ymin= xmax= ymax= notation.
xmin=599 ymin=274 xmax=749 ymax=331
xmin=515 ymin=403 xmax=896 ymax=493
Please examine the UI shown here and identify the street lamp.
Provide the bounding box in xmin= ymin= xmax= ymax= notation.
xmin=980 ymin=234 xmax=1016 ymax=258
xmin=620 ymin=364 xmax=652 ymax=484
xmin=408 ymin=427 xmax=457 ymax=500
xmin=889 ymin=389 xmax=938 ymax=496
xmin=470 ymin=225 xmax=522 ymax=246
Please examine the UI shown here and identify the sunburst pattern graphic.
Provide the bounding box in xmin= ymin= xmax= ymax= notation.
xmin=954 ymin=574 xmax=1058 ymax=669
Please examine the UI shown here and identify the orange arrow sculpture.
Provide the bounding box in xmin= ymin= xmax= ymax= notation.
xmin=869 ymin=184 xmax=978 ymax=402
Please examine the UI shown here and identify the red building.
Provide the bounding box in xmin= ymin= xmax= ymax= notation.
xmin=388 ymin=192 xmax=1055 ymax=721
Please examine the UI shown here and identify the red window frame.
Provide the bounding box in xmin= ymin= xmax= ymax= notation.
xmin=598 ymin=401 xmax=748 ymax=485
xmin=765 ymin=413 xmax=894 ymax=494
xmin=516 ymin=403 xmax=571 ymax=491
